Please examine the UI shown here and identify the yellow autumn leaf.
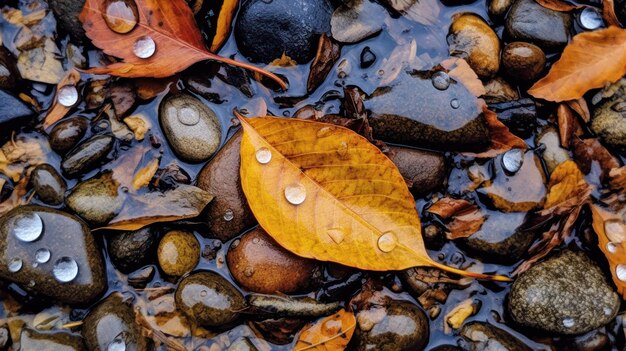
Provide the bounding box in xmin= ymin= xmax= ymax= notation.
xmin=239 ymin=116 xmax=509 ymax=281
xmin=132 ymin=158 xmax=160 ymax=190
xmin=544 ymin=160 xmax=586 ymax=208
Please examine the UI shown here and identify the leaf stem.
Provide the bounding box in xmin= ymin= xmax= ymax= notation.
xmin=206 ymin=52 xmax=288 ymax=91
xmin=427 ymin=260 xmax=512 ymax=282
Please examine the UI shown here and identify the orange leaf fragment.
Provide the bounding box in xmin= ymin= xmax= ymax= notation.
xmin=132 ymin=157 xmax=160 ymax=190
xmin=428 ymin=197 xmax=486 ymax=240
xmin=528 ymin=26 xmax=626 ymax=102
xmin=294 ymin=309 xmax=356 ymax=351
xmin=462 ymin=107 xmax=527 ymax=158
xmin=79 ymin=0 xmax=286 ymax=89
xmin=239 ymin=116 xmax=510 ymax=281
xmin=535 ymin=0 xmax=582 ymax=12
xmin=440 ymin=57 xmax=486 ymax=97
xmin=591 ymin=205 xmax=626 ymax=299
xmin=42 ymin=69 xmax=81 ymax=129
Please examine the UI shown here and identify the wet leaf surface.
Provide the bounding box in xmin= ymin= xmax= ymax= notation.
xmin=293 ymin=309 xmax=356 ymax=351
xmin=591 ymin=205 xmax=626 ymax=299
xmin=42 ymin=69 xmax=81 ymax=129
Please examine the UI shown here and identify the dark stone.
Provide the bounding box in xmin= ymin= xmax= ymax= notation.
xmin=61 ymin=135 xmax=114 ymax=177
xmin=460 ymin=322 xmax=532 ymax=351
xmin=48 ymin=117 xmax=89 ymax=155
xmin=0 ymin=47 xmax=19 ymax=90
xmin=175 ymin=271 xmax=246 ymax=328
xmin=507 ymin=251 xmax=620 ymax=335
xmin=197 ymin=131 xmax=256 ymax=241
xmin=488 ymin=0 xmax=514 ymax=20
xmin=66 ymin=172 xmax=124 ymax=226
xmin=127 ymin=266 xmax=155 ymax=289
xmin=502 ymin=42 xmax=546 ymax=84
xmin=365 ymin=71 xmax=490 ymax=151
xmin=360 ymin=47 xmax=376 ymax=68
xmin=505 ymin=0 xmax=572 ymax=50
xmin=82 ymin=293 xmax=150 ymax=351
xmin=48 ymin=0 xmax=88 ymax=43
xmin=20 ymin=328 xmax=85 ymax=351
xmin=388 ymin=146 xmax=446 ymax=195
xmin=354 ymin=300 xmax=429 ymax=351
xmin=488 ymin=98 xmax=537 ymax=138
xmin=0 ymin=90 xmax=34 ymax=136
xmin=591 ymin=98 xmax=626 ymax=156
xmin=0 ymin=206 xmax=106 ymax=305
xmin=31 ymin=164 xmax=67 ymax=205
xmin=235 ymin=0 xmax=333 ymax=63
xmin=108 ymin=227 xmax=158 ymax=273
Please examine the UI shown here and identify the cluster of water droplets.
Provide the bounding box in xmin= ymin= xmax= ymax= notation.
xmin=8 ymin=213 xmax=79 ymax=283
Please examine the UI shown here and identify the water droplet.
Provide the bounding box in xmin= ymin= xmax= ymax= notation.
xmin=52 ymin=257 xmax=79 ymax=283
xmin=107 ymin=337 xmax=126 ymax=351
xmin=501 ymin=149 xmax=524 ymax=174
xmin=616 ymin=264 xmax=626 ymax=281
xmin=27 ymin=280 xmax=35 ymax=288
xmin=252 ymin=238 xmax=260 ymax=244
xmin=200 ymin=290 xmax=207 ymax=297
xmin=605 ymin=219 xmax=625 ymax=243
xmin=431 ymin=71 xmax=450 ymax=90
xmin=133 ymin=36 xmax=156 ymax=59
xmin=255 ymin=147 xmax=272 ymax=164
xmin=8 ymin=258 xmax=22 ymax=273
xmin=327 ymin=228 xmax=345 ymax=244
xmin=103 ymin=0 xmax=139 ymax=34
xmin=223 ymin=209 xmax=234 ymax=222
xmin=284 ymin=183 xmax=306 ymax=205
xmin=578 ymin=7 xmax=603 ymax=30
xmin=231 ymin=239 xmax=240 ymax=249
xmin=336 ymin=141 xmax=349 ymax=160
xmin=377 ymin=232 xmax=398 ymax=252
xmin=13 ymin=212 xmax=43 ymax=242
xmin=604 ymin=307 xmax=614 ymax=316
xmin=607 ymin=242 xmax=617 ymax=253
xmin=450 ymin=98 xmax=460 ymax=109
xmin=177 ymin=105 xmax=200 ymax=126
xmin=58 ymin=85 xmax=78 ymax=107
xmin=316 ymin=126 xmax=333 ymax=138
xmin=35 ymin=248 xmax=51 ymax=263
xmin=244 ymin=267 xmax=254 ymax=277
xmin=562 ymin=317 xmax=575 ymax=328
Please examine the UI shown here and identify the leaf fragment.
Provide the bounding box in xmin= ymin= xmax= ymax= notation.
xmin=132 ymin=158 xmax=160 ymax=190
xmin=294 ymin=309 xmax=356 ymax=351
xmin=591 ymin=205 xmax=626 ymax=299
xmin=42 ymin=69 xmax=81 ymax=129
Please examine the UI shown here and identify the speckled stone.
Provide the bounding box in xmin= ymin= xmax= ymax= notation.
xmin=507 ymin=251 xmax=620 ymax=335
xmin=61 ymin=135 xmax=114 ymax=177
xmin=175 ymin=271 xmax=246 ymax=328
xmin=448 ymin=13 xmax=501 ymax=79
xmin=48 ymin=117 xmax=89 ymax=155
xmin=159 ymin=93 xmax=221 ymax=163
xmin=0 ymin=206 xmax=106 ymax=305
xmin=505 ymin=0 xmax=572 ymax=50
xmin=65 ymin=173 xmax=124 ymax=226
xmin=591 ymin=98 xmax=626 ymax=156
xmin=20 ymin=328 xmax=86 ymax=351
xmin=31 ymin=164 xmax=67 ymax=205
xmin=108 ymin=227 xmax=158 ymax=273
xmin=157 ymin=230 xmax=200 ymax=277
xmin=460 ymin=322 xmax=532 ymax=351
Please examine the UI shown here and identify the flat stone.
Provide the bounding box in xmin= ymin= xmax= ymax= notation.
xmin=508 ymin=251 xmax=620 ymax=335
xmin=388 ymin=146 xmax=446 ymax=195
xmin=505 ymin=0 xmax=572 ymax=50
xmin=66 ymin=172 xmax=125 ymax=226
xmin=31 ymin=164 xmax=67 ymax=205
xmin=0 ymin=206 xmax=106 ymax=305
xmin=61 ymin=135 xmax=114 ymax=177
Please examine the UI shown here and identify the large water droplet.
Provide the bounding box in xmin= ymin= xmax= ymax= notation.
xmin=35 ymin=248 xmax=51 ymax=264
xmin=501 ymin=149 xmax=524 ymax=174
xmin=177 ymin=105 xmax=200 ymax=126
xmin=578 ymin=7 xmax=603 ymax=30
xmin=607 ymin=242 xmax=617 ymax=253
xmin=103 ymin=0 xmax=139 ymax=34
xmin=8 ymin=258 xmax=22 ymax=273
xmin=107 ymin=336 xmax=126 ymax=351
xmin=255 ymin=147 xmax=272 ymax=164
xmin=616 ymin=264 xmax=626 ymax=281
xmin=562 ymin=317 xmax=575 ymax=328
xmin=605 ymin=219 xmax=625 ymax=243
xmin=450 ymin=98 xmax=460 ymax=109
xmin=53 ymin=257 xmax=79 ymax=283
xmin=13 ymin=212 xmax=43 ymax=242
xmin=284 ymin=183 xmax=307 ymax=205
xmin=223 ymin=209 xmax=234 ymax=222
xmin=58 ymin=85 xmax=78 ymax=107
xmin=327 ymin=228 xmax=346 ymax=244
xmin=431 ymin=71 xmax=450 ymax=90
xmin=133 ymin=36 xmax=156 ymax=59
xmin=377 ymin=232 xmax=397 ymax=252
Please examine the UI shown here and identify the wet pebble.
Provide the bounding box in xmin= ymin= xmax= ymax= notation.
xmin=157 ymin=230 xmax=200 ymax=277
xmin=331 ymin=0 xmax=386 ymax=43
xmin=197 ymin=131 xmax=256 ymax=241
xmin=591 ymin=98 xmax=626 ymax=156
xmin=159 ymin=93 xmax=221 ymax=163
xmin=20 ymin=328 xmax=85 ymax=351
xmin=108 ymin=227 xmax=158 ymax=273
xmin=448 ymin=13 xmax=501 ymax=79
xmin=0 ymin=206 xmax=106 ymax=305
xmin=48 ymin=117 xmax=89 ymax=155
xmin=505 ymin=0 xmax=572 ymax=50
xmin=483 ymin=77 xmax=519 ymax=104
xmin=61 ymin=135 xmax=114 ymax=177
xmin=388 ymin=146 xmax=446 ymax=195
xmin=82 ymin=293 xmax=149 ymax=351
xmin=175 ymin=271 xmax=246 ymax=328
xmin=488 ymin=0 xmax=514 ymax=19
xmin=227 ymin=227 xmax=320 ymax=294
xmin=354 ymin=300 xmax=429 ymax=351
xmin=502 ymin=42 xmax=546 ymax=84
xmin=488 ymin=98 xmax=537 ymax=138
xmin=460 ymin=322 xmax=532 ymax=351
xmin=31 ymin=164 xmax=67 ymax=205
xmin=0 ymin=47 xmax=19 ymax=91
xmin=66 ymin=173 xmax=124 ymax=226
xmin=235 ymin=0 xmax=332 ymax=63
xmin=508 ymin=251 xmax=620 ymax=335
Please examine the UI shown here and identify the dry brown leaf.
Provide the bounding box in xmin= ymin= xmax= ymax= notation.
xmin=427 ymin=197 xmax=486 ymax=240
xmin=132 ymin=158 xmax=160 ymax=190
xmin=528 ymin=26 xmax=626 ymax=102
xmin=602 ymin=0 xmax=623 ymax=27
xmin=557 ymin=103 xmax=582 ymax=148
xmin=239 ymin=116 xmax=509 ymax=280
xmin=269 ymin=53 xmax=298 ymax=67
xmin=80 ymin=0 xmax=286 ymax=88
xmin=294 ymin=309 xmax=356 ymax=351
xmin=123 ymin=115 xmax=151 ymax=141
xmin=134 ymin=307 xmax=186 ymax=351
xmin=209 ymin=0 xmax=238 ymax=52
xmin=308 ymin=34 xmax=341 ymax=94
xmin=0 ymin=136 xmax=49 ymax=181
xmin=42 ymin=69 xmax=81 ymax=129
xmin=566 ymin=98 xmax=591 ymax=122
xmin=535 ymin=0 xmax=583 ymax=11
xmin=591 ymin=205 xmax=626 ymax=298
xmin=571 ymin=137 xmax=620 ymax=179
xmin=544 ymin=160 xmax=588 ymax=207
xmin=440 ymin=57 xmax=486 ymax=97
xmin=135 ymin=77 xmax=178 ymax=100
xmin=0 ymin=175 xmax=30 ymax=217
xmin=461 ymin=106 xmax=528 ymax=158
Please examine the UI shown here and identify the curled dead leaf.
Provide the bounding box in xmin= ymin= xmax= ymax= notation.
xmin=462 ymin=106 xmax=528 ymax=158
xmin=308 ymin=34 xmax=341 ymax=94
xmin=42 ymin=69 xmax=81 ymax=129
xmin=427 ymin=197 xmax=486 ymax=240
xmin=294 ymin=309 xmax=356 ymax=351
